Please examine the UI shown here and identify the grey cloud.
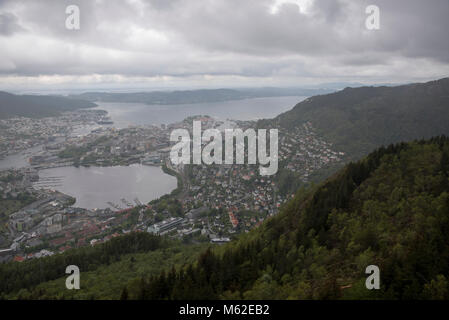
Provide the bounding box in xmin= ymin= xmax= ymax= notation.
xmin=0 ymin=0 xmax=448 ymax=85
xmin=144 ymin=0 xmax=449 ymax=62
xmin=0 ymin=12 xmax=24 ymax=36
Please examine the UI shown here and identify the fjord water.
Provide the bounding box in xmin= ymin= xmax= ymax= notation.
xmin=93 ymin=96 xmax=306 ymax=127
xmin=33 ymin=164 xmax=177 ymax=209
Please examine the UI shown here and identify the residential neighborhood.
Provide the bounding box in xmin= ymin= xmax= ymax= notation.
xmin=0 ymin=111 xmax=344 ymax=263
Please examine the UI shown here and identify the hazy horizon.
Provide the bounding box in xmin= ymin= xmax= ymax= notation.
xmin=0 ymin=80 xmax=410 ymax=96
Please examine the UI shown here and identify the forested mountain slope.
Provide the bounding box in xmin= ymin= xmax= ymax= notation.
xmin=0 ymin=232 xmax=208 ymax=299
xmin=132 ymin=137 xmax=449 ymax=300
xmin=261 ymin=78 xmax=449 ymax=160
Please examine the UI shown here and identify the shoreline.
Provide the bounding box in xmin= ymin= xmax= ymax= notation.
xmin=161 ymin=162 xmax=184 ymax=197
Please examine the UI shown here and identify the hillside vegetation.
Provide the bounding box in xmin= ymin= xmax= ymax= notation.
xmin=128 ymin=136 xmax=449 ymax=300
xmin=0 ymin=232 xmax=172 ymax=297
xmin=261 ymin=78 xmax=449 ymax=160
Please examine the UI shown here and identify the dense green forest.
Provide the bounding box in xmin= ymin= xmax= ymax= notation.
xmin=123 ymin=136 xmax=449 ymax=300
xmin=5 ymin=136 xmax=449 ymax=300
xmin=0 ymin=232 xmax=171 ymax=298
xmin=4 ymin=243 xmax=209 ymax=300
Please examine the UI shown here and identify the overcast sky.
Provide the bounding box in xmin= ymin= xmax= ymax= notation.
xmin=0 ymin=0 xmax=448 ymax=92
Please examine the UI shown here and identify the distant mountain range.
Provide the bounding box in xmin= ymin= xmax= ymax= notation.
xmin=1 ymin=81 xmax=410 ymax=120
xmin=69 ymin=87 xmax=335 ymax=105
xmin=0 ymin=91 xmax=97 ymax=119
xmin=260 ymin=77 xmax=449 ymax=160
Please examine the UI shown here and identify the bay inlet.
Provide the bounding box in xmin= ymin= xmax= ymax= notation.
xmin=32 ymin=164 xmax=177 ymax=210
